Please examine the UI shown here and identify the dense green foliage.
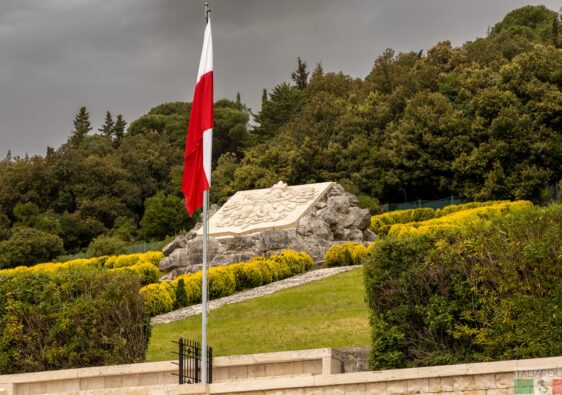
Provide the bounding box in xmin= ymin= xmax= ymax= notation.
xmin=1 ymin=5 xmax=560 ymax=267
xmin=363 ymin=204 xmax=562 ymax=369
xmin=213 ymin=5 xmax=561 ymax=205
xmin=86 ymin=235 xmax=128 ymax=257
xmin=0 ymin=227 xmax=64 ymax=269
xmin=0 ymin=267 xmax=150 ymax=374
xmin=0 ymin=99 xmax=249 ymax=265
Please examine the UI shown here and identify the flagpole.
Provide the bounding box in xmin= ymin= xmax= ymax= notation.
xmin=201 ymin=4 xmax=210 ymax=385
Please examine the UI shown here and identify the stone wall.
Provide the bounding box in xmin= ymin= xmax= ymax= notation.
xmin=2 ymin=348 xmax=562 ymax=395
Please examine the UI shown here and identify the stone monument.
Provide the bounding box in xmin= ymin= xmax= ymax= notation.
xmin=159 ymin=181 xmax=376 ymax=280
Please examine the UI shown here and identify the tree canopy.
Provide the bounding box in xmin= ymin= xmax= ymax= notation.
xmin=0 ymin=5 xmax=560 ymax=266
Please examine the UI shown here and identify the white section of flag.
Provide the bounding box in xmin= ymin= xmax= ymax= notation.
xmin=203 ymin=128 xmax=213 ymax=185
xmin=197 ymin=20 xmax=213 ymax=82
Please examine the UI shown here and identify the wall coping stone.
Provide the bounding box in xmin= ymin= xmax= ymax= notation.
xmin=0 ymin=348 xmax=336 ymax=384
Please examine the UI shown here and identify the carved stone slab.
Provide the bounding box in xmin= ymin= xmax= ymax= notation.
xmin=197 ymin=181 xmax=334 ymax=238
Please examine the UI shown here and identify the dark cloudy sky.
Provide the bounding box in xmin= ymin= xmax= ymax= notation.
xmin=1 ymin=0 xmax=560 ymax=157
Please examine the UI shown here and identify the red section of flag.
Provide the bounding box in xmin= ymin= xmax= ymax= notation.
xmin=553 ymin=379 xmax=562 ymax=394
xmin=182 ymin=70 xmax=214 ymax=215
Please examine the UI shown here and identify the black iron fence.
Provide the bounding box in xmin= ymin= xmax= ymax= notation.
xmin=172 ymin=338 xmax=213 ymax=384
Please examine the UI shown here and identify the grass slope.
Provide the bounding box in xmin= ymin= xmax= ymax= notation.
xmin=146 ymin=268 xmax=369 ymax=361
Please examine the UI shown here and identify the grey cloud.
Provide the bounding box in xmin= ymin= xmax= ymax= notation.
xmin=0 ymin=0 xmax=560 ymax=157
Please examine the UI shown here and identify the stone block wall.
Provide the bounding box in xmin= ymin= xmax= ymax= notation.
xmin=2 ymin=349 xmax=562 ymax=394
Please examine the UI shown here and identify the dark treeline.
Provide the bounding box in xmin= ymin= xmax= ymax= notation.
xmin=0 ymin=5 xmax=560 ymax=267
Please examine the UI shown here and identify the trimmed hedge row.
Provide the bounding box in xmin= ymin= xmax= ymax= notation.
xmin=387 ymin=200 xmax=532 ymax=238
xmin=364 ymin=203 xmax=562 ymax=370
xmin=0 ymin=266 xmax=150 ymax=374
xmin=370 ymin=201 xmax=511 ymax=236
xmin=141 ymin=250 xmax=314 ymax=317
xmin=0 ymin=252 xmax=165 ymax=287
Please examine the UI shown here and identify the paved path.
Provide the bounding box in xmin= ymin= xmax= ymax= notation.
xmin=151 ymin=265 xmax=361 ymax=325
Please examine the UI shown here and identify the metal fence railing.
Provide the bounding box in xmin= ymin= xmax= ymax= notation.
xmin=172 ymin=338 xmax=213 ymax=384
xmin=383 ymin=196 xmax=465 ymax=212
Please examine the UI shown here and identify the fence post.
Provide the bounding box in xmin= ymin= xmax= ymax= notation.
xmin=208 ymin=347 xmax=213 ymax=384
xmin=178 ymin=337 xmax=184 ymax=385
xmin=194 ymin=341 xmax=199 ymax=384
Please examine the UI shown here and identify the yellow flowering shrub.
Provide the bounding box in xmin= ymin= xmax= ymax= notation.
xmin=140 ymin=282 xmax=176 ymax=317
xmin=371 ymin=208 xmax=436 ymax=236
xmin=144 ymin=250 xmax=315 ymax=316
xmin=110 ymin=261 xmax=161 ymax=285
xmin=324 ymin=242 xmax=368 ymax=267
xmin=0 ymin=256 xmax=105 ymax=277
xmin=387 ymin=200 xmax=533 ymax=238
xmin=0 ymin=251 xmax=163 ymax=277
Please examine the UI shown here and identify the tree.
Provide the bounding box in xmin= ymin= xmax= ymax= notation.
xmin=554 ymin=15 xmax=561 ymax=47
xmin=291 ymin=57 xmax=309 ymax=90
xmin=13 ymin=202 xmax=41 ymax=228
xmin=139 ymin=193 xmax=193 ymax=241
xmin=253 ymin=82 xmax=303 ymax=140
xmin=86 ymin=235 xmax=128 ymax=257
xmin=69 ymin=106 xmax=92 ymax=148
xmin=261 ymin=89 xmax=268 ymax=108
xmin=113 ymin=114 xmax=127 ymax=146
xmin=0 ymin=227 xmax=65 ymax=268
xmin=0 ymin=212 xmax=10 ymax=241
xmin=98 ymin=111 xmax=115 ymax=139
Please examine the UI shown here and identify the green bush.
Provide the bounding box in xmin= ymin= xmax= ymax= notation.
xmin=174 ymin=279 xmax=188 ymax=309
xmin=0 ymin=227 xmax=65 ymax=269
xmin=87 ymin=235 xmax=128 ymax=257
xmin=364 ymin=204 xmax=562 ymax=370
xmin=0 ymin=267 xmax=150 ymax=374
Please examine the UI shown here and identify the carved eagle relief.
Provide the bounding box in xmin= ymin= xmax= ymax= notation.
xmin=217 ymin=181 xmax=316 ymax=229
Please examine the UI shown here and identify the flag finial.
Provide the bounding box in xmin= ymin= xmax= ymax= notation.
xmin=204 ymin=3 xmax=210 ymax=23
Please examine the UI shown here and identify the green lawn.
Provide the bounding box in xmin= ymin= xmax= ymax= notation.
xmin=146 ymin=268 xmax=370 ymax=361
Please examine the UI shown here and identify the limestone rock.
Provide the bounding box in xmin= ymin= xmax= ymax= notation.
xmin=158 ymin=182 xmax=377 ymax=279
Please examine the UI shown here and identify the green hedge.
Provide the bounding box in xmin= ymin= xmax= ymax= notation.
xmin=364 ymin=204 xmax=562 ymax=370
xmin=141 ymin=250 xmax=314 ymax=316
xmin=0 ymin=267 xmax=150 ymax=374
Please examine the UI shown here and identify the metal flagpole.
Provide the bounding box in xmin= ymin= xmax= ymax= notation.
xmin=201 ymin=4 xmax=210 ymax=385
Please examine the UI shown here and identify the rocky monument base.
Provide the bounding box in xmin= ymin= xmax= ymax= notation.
xmin=159 ymin=182 xmax=376 ymax=281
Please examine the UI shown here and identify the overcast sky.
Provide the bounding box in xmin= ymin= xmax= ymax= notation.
xmin=1 ymin=0 xmax=560 ymax=157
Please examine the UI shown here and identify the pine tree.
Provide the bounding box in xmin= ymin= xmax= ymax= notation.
xmin=236 ymin=92 xmax=241 ymax=106
xmin=113 ymin=114 xmax=127 ymax=146
xmin=98 ymin=111 xmax=115 ymax=139
xmin=69 ymin=106 xmax=92 ymax=148
xmin=311 ymin=63 xmax=324 ymax=81
xmin=261 ymin=89 xmax=268 ymax=108
xmin=291 ymin=57 xmax=309 ymax=90
xmin=2 ymin=150 xmax=11 ymax=163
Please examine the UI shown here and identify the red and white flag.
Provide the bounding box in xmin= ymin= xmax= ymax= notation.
xmin=182 ymin=19 xmax=213 ymax=216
